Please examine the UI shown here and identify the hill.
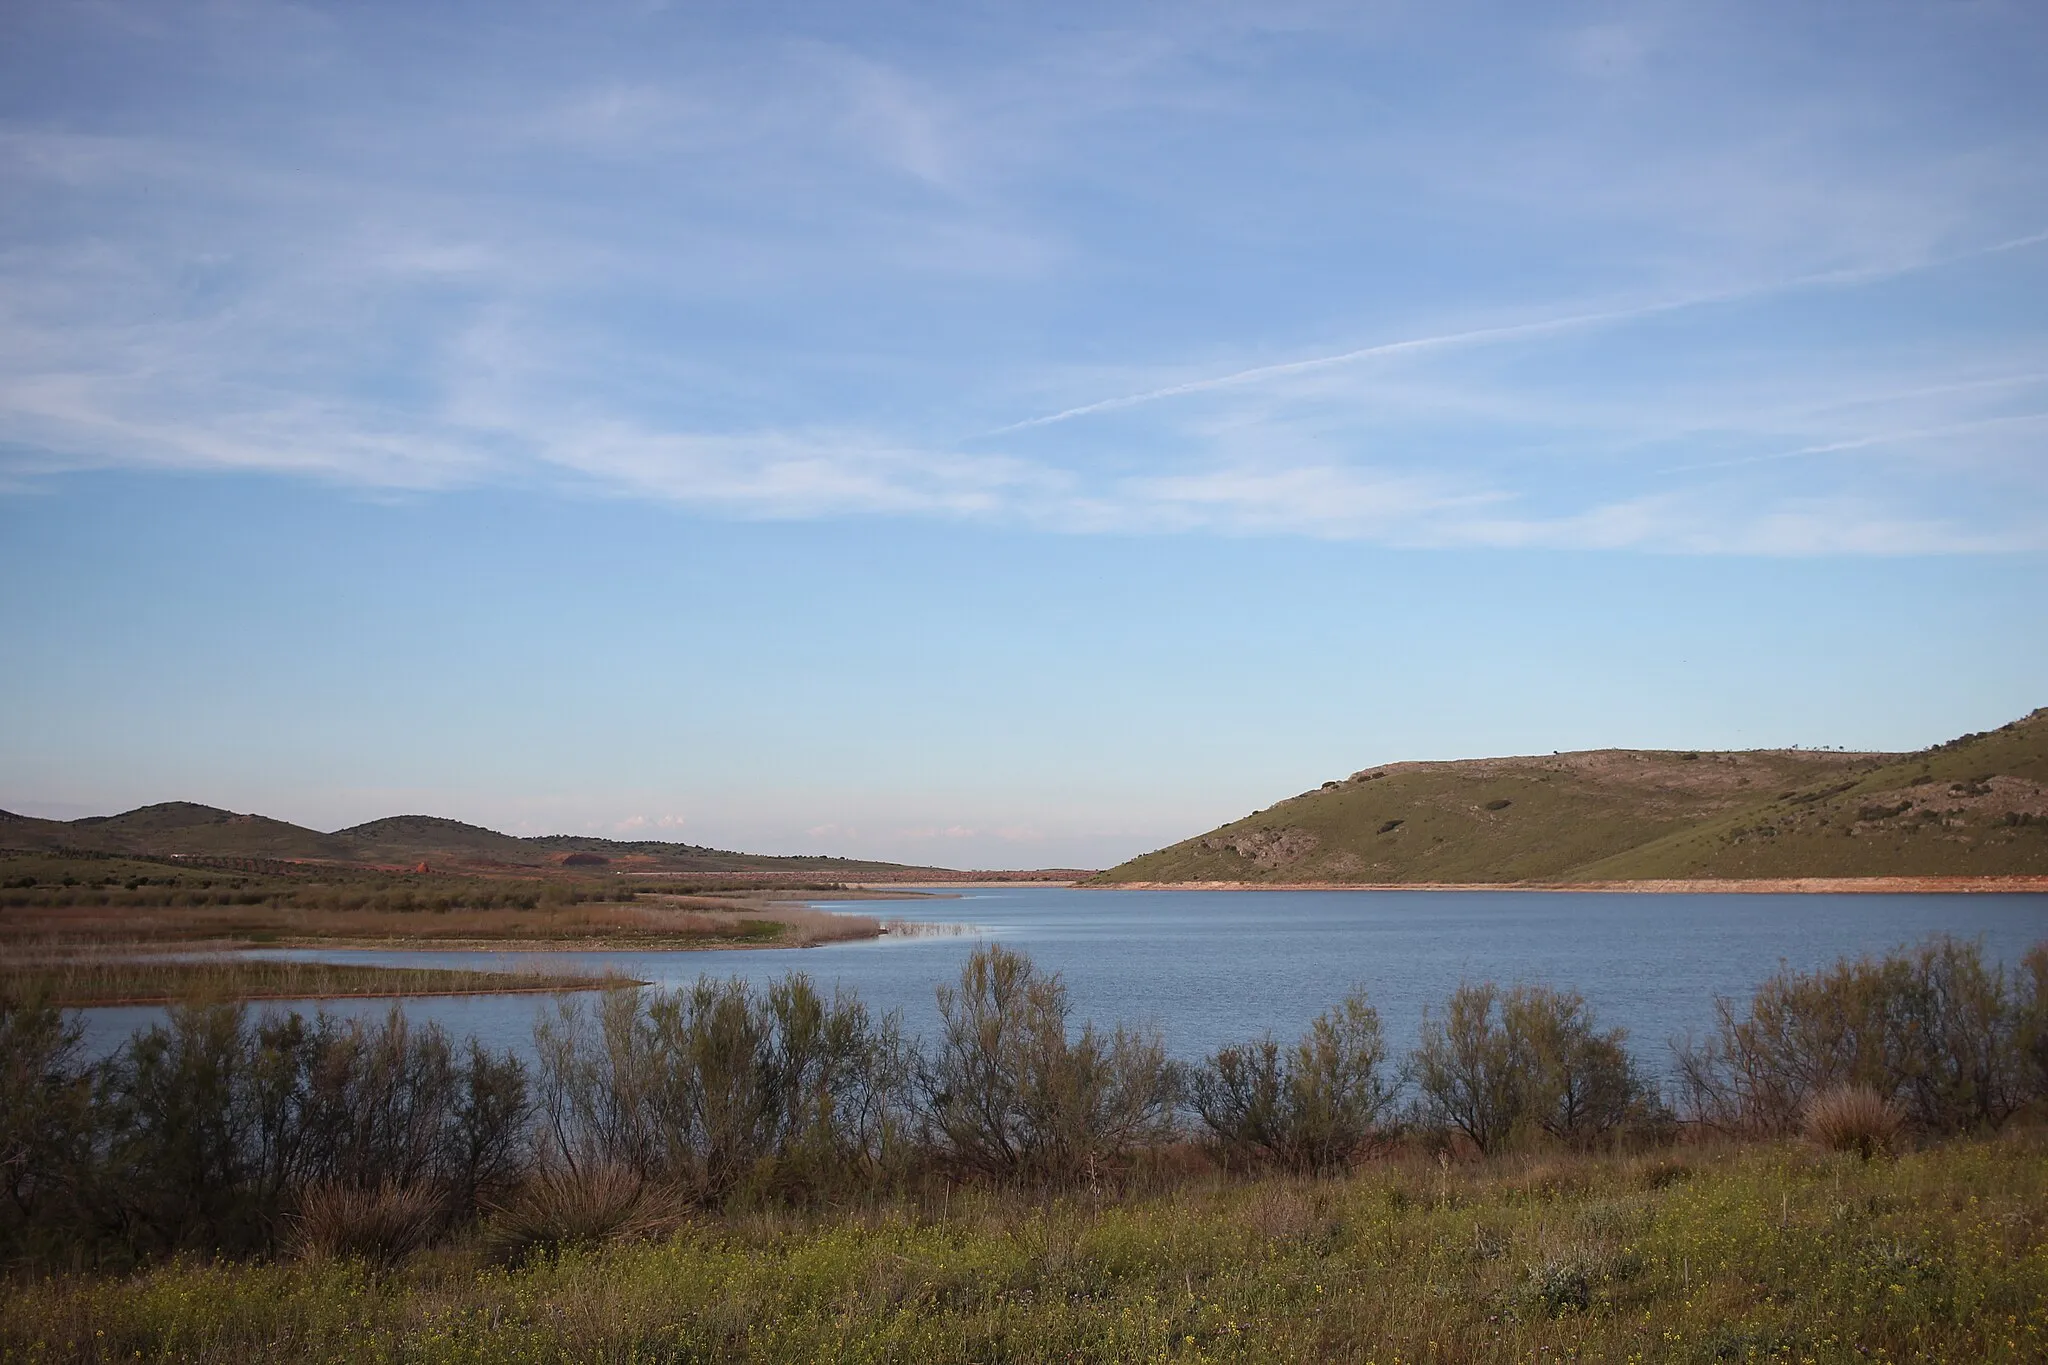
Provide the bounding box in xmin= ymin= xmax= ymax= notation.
xmin=1090 ymin=708 xmax=2048 ymax=885
xmin=0 ymin=803 xmax=975 ymax=880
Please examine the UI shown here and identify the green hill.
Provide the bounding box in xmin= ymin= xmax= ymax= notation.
xmin=0 ymin=804 xmax=954 ymax=879
xmin=3 ymin=803 xmax=354 ymax=860
xmin=1091 ymin=709 xmax=2048 ymax=885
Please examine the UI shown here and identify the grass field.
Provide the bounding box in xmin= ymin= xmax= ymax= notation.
xmin=3 ymin=1132 xmax=2042 ymax=1363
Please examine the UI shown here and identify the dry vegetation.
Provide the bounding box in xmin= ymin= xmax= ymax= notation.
xmin=0 ymin=955 xmax=638 ymax=1006
xmin=0 ymin=852 xmax=889 ymax=967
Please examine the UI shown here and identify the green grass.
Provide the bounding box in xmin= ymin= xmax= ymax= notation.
xmin=1093 ymin=708 xmax=2048 ymax=885
xmin=5 ymin=1133 xmax=2044 ymax=1363
xmin=1580 ymin=710 xmax=2048 ymax=881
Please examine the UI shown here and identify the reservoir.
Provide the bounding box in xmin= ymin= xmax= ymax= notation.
xmin=75 ymin=885 xmax=2048 ymax=1076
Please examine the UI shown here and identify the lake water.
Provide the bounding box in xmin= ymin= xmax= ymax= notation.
xmin=75 ymin=886 xmax=2048 ymax=1079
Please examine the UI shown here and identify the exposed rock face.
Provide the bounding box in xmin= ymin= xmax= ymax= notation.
xmin=1200 ymin=826 xmax=1320 ymax=870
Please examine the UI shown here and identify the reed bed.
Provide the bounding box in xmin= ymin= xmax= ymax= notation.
xmin=0 ymin=897 xmax=883 ymax=952
xmin=0 ymin=956 xmax=640 ymax=1005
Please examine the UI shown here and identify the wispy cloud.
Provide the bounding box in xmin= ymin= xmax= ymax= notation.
xmin=1 ymin=1 xmax=2045 ymax=558
xmin=987 ymin=230 xmax=2048 ymax=435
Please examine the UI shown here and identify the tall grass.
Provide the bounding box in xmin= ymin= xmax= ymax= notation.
xmin=5 ymin=1133 xmax=2045 ymax=1362
xmin=0 ymin=897 xmax=882 ymax=952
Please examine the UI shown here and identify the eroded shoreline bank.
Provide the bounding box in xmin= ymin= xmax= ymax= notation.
xmin=1094 ymin=875 xmax=2048 ymax=893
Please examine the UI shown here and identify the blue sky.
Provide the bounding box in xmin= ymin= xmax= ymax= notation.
xmin=2 ymin=1 xmax=2045 ymax=867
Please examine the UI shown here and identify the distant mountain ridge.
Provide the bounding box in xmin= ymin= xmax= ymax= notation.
xmin=1091 ymin=708 xmax=2048 ymax=885
xmin=0 ymin=803 xmax=960 ymax=877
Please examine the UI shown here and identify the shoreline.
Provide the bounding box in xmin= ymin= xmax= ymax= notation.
xmin=254 ymin=932 xmax=880 ymax=952
xmin=1089 ymin=875 xmax=2048 ymax=894
xmin=43 ymin=979 xmax=647 ymax=1008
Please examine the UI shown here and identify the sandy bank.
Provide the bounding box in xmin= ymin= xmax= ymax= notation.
xmin=1092 ymin=875 xmax=2048 ymax=894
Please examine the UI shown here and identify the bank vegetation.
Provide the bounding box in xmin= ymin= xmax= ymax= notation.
xmin=2 ymin=936 xmax=2045 ymax=1362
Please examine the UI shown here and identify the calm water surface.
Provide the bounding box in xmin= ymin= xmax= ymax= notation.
xmin=77 ymin=886 xmax=2048 ymax=1076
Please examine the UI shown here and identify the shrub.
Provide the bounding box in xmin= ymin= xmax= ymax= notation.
xmin=1412 ymin=983 xmax=1648 ymax=1154
xmin=0 ymin=993 xmax=95 ymax=1260
xmin=88 ymin=1003 xmax=530 ymax=1258
xmin=920 ymin=945 xmax=1178 ymax=1180
xmin=533 ymin=974 xmax=911 ymax=1200
xmin=1674 ymin=936 xmax=2038 ymax=1137
xmin=480 ymin=1164 xmax=677 ymax=1263
xmin=1803 ymin=1085 xmax=1902 ymax=1159
xmin=1192 ymin=990 xmax=1397 ymax=1173
xmin=289 ymin=1181 xmax=444 ymax=1266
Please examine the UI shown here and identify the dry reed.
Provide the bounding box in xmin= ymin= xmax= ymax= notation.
xmin=481 ymin=1165 xmax=686 ymax=1263
xmin=1804 ymin=1084 xmax=1904 ymax=1158
xmin=289 ymin=1181 xmax=446 ymax=1266
xmin=0 ymin=956 xmax=638 ymax=1005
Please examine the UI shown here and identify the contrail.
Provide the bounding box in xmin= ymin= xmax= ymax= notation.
xmin=982 ymin=303 xmax=1668 ymax=435
xmin=1667 ymin=409 xmax=2048 ymax=474
xmin=984 ymin=229 xmax=2048 ymax=436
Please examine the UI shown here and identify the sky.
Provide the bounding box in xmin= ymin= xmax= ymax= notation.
xmin=2 ymin=0 xmax=2046 ymax=868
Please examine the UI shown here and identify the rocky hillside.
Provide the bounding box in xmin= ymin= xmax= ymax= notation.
xmin=1091 ymin=709 xmax=2048 ymax=884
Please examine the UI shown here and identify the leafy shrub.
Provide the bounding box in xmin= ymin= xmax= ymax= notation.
xmin=534 ymin=973 xmax=911 ymax=1200
xmin=289 ymin=1181 xmax=444 ymax=1266
xmin=920 ymin=945 xmax=1178 ymax=1180
xmin=88 ymin=1003 xmax=530 ymax=1257
xmin=1803 ymin=1085 xmax=1902 ymax=1159
xmin=1527 ymin=1255 xmax=1593 ymax=1316
xmin=1674 ymin=936 xmax=2037 ymax=1137
xmin=1192 ymin=990 xmax=1397 ymax=1173
xmin=0 ymin=993 xmax=95 ymax=1260
xmin=1412 ymin=983 xmax=1649 ymax=1154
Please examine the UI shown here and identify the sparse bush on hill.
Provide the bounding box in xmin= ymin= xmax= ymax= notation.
xmin=1192 ymin=989 xmax=1398 ymax=1172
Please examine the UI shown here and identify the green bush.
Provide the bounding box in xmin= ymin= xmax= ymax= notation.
xmin=920 ymin=945 xmax=1178 ymax=1180
xmin=0 ymin=993 xmax=95 ymax=1261
xmin=1411 ymin=983 xmax=1649 ymax=1153
xmin=534 ymin=974 xmax=911 ymax=1200
xmin=1674 ymin=936 xmax=2036 ymax=1137
xmin=1191 ymin=990 xmax=1397 ymax=1173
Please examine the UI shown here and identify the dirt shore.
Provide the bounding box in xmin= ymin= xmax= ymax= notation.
xmin=1095 ymin=875 xmax=2048 ymax=894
